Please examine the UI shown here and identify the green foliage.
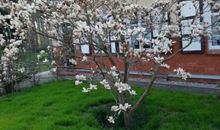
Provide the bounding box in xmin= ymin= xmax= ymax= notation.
xmin=21 ymin=51 xmax=51 ymax=72
xmin=0 ymin=80 xmax=220 ymax=130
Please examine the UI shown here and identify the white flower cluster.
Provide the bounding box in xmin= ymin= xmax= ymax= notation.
xmin=81 ymin=56 xmax=88 ymax=62
xmin=107 ymin=66 xmax=119 ymax=79
xmin=152 ymin=35 xmax=172 ymax=54
xmin=154 ymin=56 xmax=164 ymax=64
xmin=75 ymin=74 xmax=86 ymax=85
xmin=107 ymin=102 xmax=132 ymax=124
xmin=51 ymin=60 xmax=56 ymax=65
xmin=190 ymin=24 xmax=206 ymax=37
xmin=111 ymin=103 xmax=131 ymax=114
xmin=18 ymin=67 xmax=25 ymax=73
xmin=82 ymin=84 xmax=97 ymax=93
xmin=114 ymin=82 xmax=136 ymax=96
xmin=100 ymin=79 xmax=111 ymax=90
xmin=0 ymin=39 xmax=25 ymax=82
xmin=174 ymin=68 xmax=191 ymax=80
xmin=69 ymin=59 xmax=77 ymax=65
xmin=107 ymin=116 xmax=115 ymax=124
xmin=37 ymin=50 xmax=48 ymax=63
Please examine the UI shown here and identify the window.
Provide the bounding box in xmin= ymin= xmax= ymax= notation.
xmin=202 ymin=0 xmax=220 ymax=50
xmin=182 ymin=37 xmax=202 ymax=51
xmin=80 ymin=37 xmax=91 ymax=54
xmin=210 ymin=12 xmax=220 ymax=49
xmin=180 ymin=0 xmax=203 ymax=52
xmin=109 ymin=31 xmax=123 ymax=54
xmin=128 ymin=15 xmax=153 ymax=52
xmin=152 ymin=12 xmax=169 ymax=38
xmin=151 ymin=12 xmax=171 ymax=53
xmin=130 ymin=33 xmax=152 ymax=52
xmin=110 ymin=40 xmax=122 ymax=53
xmin=134 ymin=40 xmax=140 ymax=49
xmin=81 ymin=44 xmax=90 ymax=54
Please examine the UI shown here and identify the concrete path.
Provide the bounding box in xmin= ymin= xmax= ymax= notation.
xmin=1 ymin=69 xmax=219 ymax=96
xmin=129 ymin=78 xmax=220 ymax=95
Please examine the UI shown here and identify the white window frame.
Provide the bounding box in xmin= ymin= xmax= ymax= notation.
xmin=209 ymin=12 xmax=220 ymax=50
xmin=180 ymin=0 xmax=203 ymax=52
xmin=203 ymin=1 xmax=220 ymax=50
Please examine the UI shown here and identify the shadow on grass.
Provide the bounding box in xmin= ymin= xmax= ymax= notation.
xmin=85 ymin=100 xmax=150 ymax=130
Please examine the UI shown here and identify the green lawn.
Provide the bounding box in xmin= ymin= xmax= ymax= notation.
xmin=0 ymin=80 xmax=220 ymax=130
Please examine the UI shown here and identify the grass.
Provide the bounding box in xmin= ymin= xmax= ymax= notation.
xmin=0 ymin=80 xmax=220 ymax=130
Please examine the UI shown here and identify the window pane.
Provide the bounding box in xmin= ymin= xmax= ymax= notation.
xmin=110 ymin=42 xmax=116 ymax=53
xmin=212 ymin=36 xmax=220 ymax=46
xmin=81 ymin=44 xmax=90 ymax=54
xmin=134 ymin=40 xmax=140 ymax=49
xmin=203 ymin=1 xmax=212 ymax=33
xmin=182 ymin=37 xmax=202 ymax=51
xmin=180 ymin=0 xmax=199 ymax=17
xmin=211 ymin=13 xmax=220 ymax=47
xmin=181 ymin=19 xmax=192 ymax=35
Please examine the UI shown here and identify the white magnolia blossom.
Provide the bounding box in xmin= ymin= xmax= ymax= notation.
xmin=81 ymin=56 xmax=88 ymax=62
xmin=37 ymin=55 xmax=41 ymax=60
xmin=52 ymin=67 xmax=57 ymax=72
xmin=75 ymin=80 xmax=83 ymax=85
xmin=69 ymin=58 xmax=77 ymax=65
xmin=160 ymin=63 xmax=170 ymax=69
xmin=82 ymin=87 xmax=90 ymax=93
xmin=129 ymin=90 xmax=137 ymax=96
xmin=111 ymin=103 xmax=131 ymax=114
xmin=107 ymin=116 xmax=115 ymax=124
xmin=43 ymin=59 xmax=49 ymax=63
xmin=51 ymin=60 xmax=56 ymax=65
xmin=100 ymin=79 xmax=111 ymax=90
xmin=154 ymin=56 xmax=164 ymax=64
xmin=75 ymin=74 xmax=86 ymax=81
xmin=82 ymin=84 xmax=97 ymax=93
xmin=114 ymin=82 xmax=137 ymax=96
xmin=47 ymin=46 xmax=51 ymax=50
xmin=18 ymin=67 xmax=25 ymax=73
xmin=114 ymin=82 xmax=131 ymax=93
xmin=174 ymin=68 xmax=191 ymax=80
xmin=108 ymin=66 xmax=119 ymax=79
xmin=40 ymin=50 xmax=46 ymax=54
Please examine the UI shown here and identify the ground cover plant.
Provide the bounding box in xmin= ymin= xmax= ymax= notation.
xmin=0 ymin=80 xmax=220 ymax=130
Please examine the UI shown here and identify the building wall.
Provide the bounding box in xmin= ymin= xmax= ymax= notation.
xmin=73 ymin=37 xmax=220 ymax=83
xmin=66 ymin=0 xmax=220 ymax=83
xmin=75 ymin=37 xmax=220 ymax=74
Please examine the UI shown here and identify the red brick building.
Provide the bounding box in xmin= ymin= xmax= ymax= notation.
xmin=1 ymin=0 xmax=219 ymax=84
xmin=56 ymin=0 xmax=220 ymax=84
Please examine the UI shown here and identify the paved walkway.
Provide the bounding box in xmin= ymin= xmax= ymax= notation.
xmin=1 ymin=70 xmax=219 ymax=95
xmin=129 ymin=78 xmax=220 ymax=95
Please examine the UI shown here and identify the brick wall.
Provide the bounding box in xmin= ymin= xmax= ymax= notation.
xmin=74 ymin=38 xmax=219 ymax=83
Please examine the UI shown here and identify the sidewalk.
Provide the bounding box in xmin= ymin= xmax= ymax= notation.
xmin=1 ymin=70 xmax=219 ymax=95
xmin=129 ymin=78 xmax=220 ymax=95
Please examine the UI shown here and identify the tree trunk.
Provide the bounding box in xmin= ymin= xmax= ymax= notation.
xmin=119 ymin=92 xmax=133 ymax=129
xmin=4 ymin=83 xmax=14 ymax=93
xmin=123 ymin=110 xmax=133 ymax=129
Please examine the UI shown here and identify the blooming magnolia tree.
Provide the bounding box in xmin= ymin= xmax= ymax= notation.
xmin=0 ymin=1 xmax=30 ymax=93
xmin=1 ymin=0 xmax=219 ymax=128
